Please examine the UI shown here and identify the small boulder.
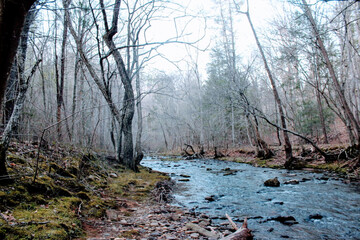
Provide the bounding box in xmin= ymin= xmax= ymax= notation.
xmin=178 ymin=179 xmax=190 ymax=182
xmin=180 ymin=174 xmax=191 ymax=178
xmin=205 ymin=195 xmax=216 ymax=202
xmin=264 ymin=177 xmax=280 ymax=187
xmin=308 ymin=214 xmax=323 ymax=220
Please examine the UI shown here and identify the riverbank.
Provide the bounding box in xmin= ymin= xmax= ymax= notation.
xmin=158 ymin=144 xmax=359 ymax=182
xmin=217 ymin=145 xmax=359 ymax=182
xmin=0 ymin=141 xmax=243 ymax=239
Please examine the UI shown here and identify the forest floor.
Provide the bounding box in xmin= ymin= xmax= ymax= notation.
xmin=0 ymin=141 xmax=238 ymax=240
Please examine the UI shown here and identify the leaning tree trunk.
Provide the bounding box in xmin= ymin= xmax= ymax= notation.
xmin=302 ymin=0 xmax=360 ymax=144
xmin=245 ymin=11 xmax=293 ymax=162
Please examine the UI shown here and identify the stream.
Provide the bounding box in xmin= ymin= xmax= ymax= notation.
xmin=142 ymin=157 xmax=360 ymax=240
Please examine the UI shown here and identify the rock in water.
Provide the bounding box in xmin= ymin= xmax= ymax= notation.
xmin=205 ymin=196 xmax=216 ymax=202
xmin=284 ymin=179 xmax=299 ymax=185
xmin=264 ymin=177 xmax=280 ymax=187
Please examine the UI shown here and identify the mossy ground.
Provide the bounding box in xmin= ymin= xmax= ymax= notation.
xmin=0 ymin=141 xmax=169 ymax=240
xmin=108 ymin=167 xmax=169 ymax=201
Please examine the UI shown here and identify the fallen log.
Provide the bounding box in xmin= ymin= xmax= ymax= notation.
xmin=186 ymin=215 xmax=253 ymax=240
xmin=220 ymin=218 xmax=253 ymax=240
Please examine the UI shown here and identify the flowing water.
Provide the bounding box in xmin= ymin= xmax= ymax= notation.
xmin=142 ymin=157 xmax=360 ymax=240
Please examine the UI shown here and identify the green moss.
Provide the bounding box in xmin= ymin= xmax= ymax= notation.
xmin=108 ymin=167 xmax=169 ymax=201
xmin=305 ymin=162 xmax=347 ymax=174
xmin=0 ymin=197 xmax=83 ymax=240
xmin=49 ymin=163 xmax=75 ymax=178
xmin=7 ymin=153 xmax=26 ymax=164
xmin=77 ymin=191 xmax=90 ymax=201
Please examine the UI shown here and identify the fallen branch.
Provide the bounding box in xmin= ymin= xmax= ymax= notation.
xmin=186 ymin=216 xmax=253 ymax=240
xmin=185 ymin=222 xmax=221 ymax=239
xmin=220 ymin=218 xmax=253 ymax=240
xmin=226 ymin=213 xmax=238 ymax=230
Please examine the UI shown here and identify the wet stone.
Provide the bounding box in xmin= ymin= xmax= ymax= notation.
xmin=190 ymin=233 xmax=200 ymax=238
xmin=179 ymin=179 xmax=190 ymax=182
xmin=308 ymin=214 xmax=323 ymax=220
xmin=264 ymin=177 xmax=280 ymax=187
xmin=180 ymin=174 xmax=191 ymax=178
xmin=284 ymin=179 xmax=299 ymax=185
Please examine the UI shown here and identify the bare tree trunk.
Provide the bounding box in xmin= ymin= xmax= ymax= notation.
xmin=0 ymin=60 xmax=40 ymax=183
xmin=312 ymin=54 xmax=329 ymax=144
xmin=244 ymin=10 xmax=293 ymax=160
xmin=71 ymin=54 xmax=80 ymax=140
xmin=159 ymin=121 xmax=168 ymax=151
xmin=65 ymin=1 xmax=134 ymax=169
xmin=56 ymin=0 xmax=70 ymax=140
xmin=134 ymin=51 xmax=144 ymax=165
xmin=302 ymin=0 xmax=360 ymax=144
xmin=100 ymin=0 xmax=136 ymax=171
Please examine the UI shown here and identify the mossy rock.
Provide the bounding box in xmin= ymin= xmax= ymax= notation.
xmin=6 ymin=153 xmax=26 ymax=164
xmin=24 ymin=181 xmax=51 ymax=194
xmin=264 ymin=177 xmax=280 ymax=187
xmin=49 ymin=163 xmax=75 ymax=178
xmin=51 ymin=184 xmax=73 ymax=197
xmin=54 ymin=177 xmax=86 ymax=192
xmin=0 ymin=189 xmax=31 ymax=208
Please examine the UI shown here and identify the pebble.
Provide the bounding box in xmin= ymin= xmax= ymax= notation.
xmin=109 ymin=172 xmax=118 ymax=178
xmin=190 ymin=233 xmax=200 ymax=238
xmin=150 ymin=221 xmax=159 ymax=227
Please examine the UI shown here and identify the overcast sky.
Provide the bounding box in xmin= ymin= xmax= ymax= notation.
xmin=144 ymin=0 xmax=282 ymax=78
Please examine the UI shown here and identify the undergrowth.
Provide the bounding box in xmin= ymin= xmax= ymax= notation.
xmin=0 ymin=141 xmax=168 ymax=239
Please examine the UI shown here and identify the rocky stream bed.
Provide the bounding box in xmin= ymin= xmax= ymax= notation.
xmin=141 ymin=157 xmax=360 ymax=240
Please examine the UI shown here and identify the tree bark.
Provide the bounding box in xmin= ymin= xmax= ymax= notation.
xmin=4 ymin=2 xmax=37 ymax=126
xmin=0 ymin=0 xmax=35 ymax=106
xmin=56 ymin=0 xmax=70 ymax=140
xmin=134 ymin=48 xmax=144 ymax=165
xmin=0 ymin=60 xmax=41 ymax=183
xmin=100 ymin=0 xmax=136 ymax=171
